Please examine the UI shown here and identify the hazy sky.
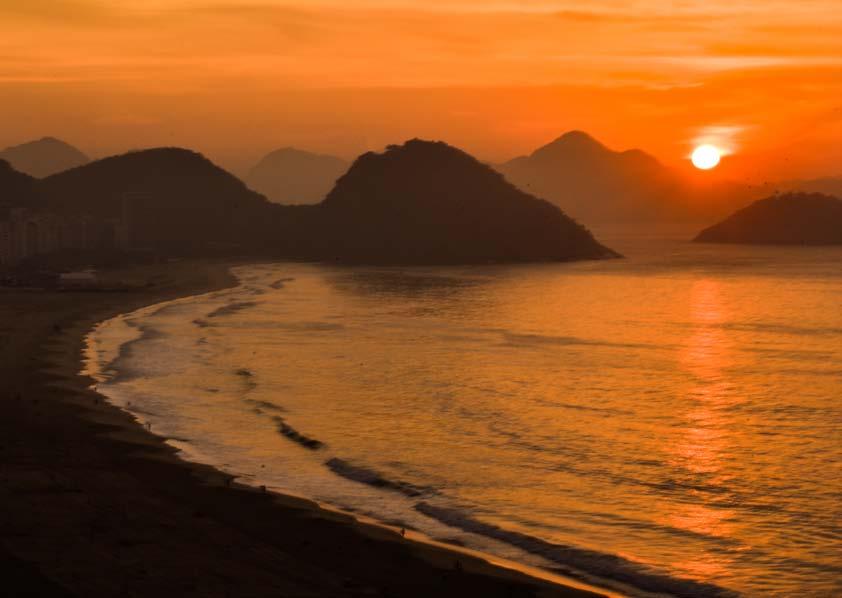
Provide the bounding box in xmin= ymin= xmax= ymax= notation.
xmin=1 ymin=0 xmax=840 ymax=179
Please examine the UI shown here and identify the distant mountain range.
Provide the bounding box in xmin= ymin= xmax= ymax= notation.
xmin=246 ymin=148 xmax=348 ymax=204
xmin=694 ymin=192 xmax=842 ymax=245
xmin=5 ymin=131 xmax=838 ymax=261
xmin=498 ymin=131 xmax=760 ymax=226
xmin=3 ymin=140 xmax=617 ymax=264
xmin=0 ymin=137 xmax=89 ymax=178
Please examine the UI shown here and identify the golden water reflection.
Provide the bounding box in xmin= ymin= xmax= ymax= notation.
xmin=666 ymin=279 xmax=740 ymax=574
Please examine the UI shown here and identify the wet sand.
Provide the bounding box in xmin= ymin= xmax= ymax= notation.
xmin=0 ymin=260 xmax=606 ymax=598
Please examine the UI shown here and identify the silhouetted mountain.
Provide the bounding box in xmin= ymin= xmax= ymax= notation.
xmin=39 ymin=148 xmax=279 ymax=252
xmin=498 ymin=131 xmax=749 ymax=226
xmin=0 ymin=160 xmax=38 ymax=207
xmin=317 ymin=139 xmax=617 ymax=263
xmin=0 ymin=137 xmax=89 ymax=178
xmin=247 ymin=148 xmax=348 ymax=204
xmin=27 ymin=142 xmax=617 ymax=264
xmin=694 ymin=192 xmax=842 ymax=245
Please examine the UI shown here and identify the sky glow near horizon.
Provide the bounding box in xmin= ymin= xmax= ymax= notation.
xmin=0 ymin=0 xmax=839 ymax=179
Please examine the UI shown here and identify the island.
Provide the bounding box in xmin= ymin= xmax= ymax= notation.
xmin=694 ymin=192 xmax=842 ymax=245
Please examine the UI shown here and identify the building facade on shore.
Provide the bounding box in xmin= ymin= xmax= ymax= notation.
xmin=0 ymin=207 xmax=128 ymax=268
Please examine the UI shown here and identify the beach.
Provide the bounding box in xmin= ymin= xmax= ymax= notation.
xmin=0 ymin=259 xmax=605 ymax=598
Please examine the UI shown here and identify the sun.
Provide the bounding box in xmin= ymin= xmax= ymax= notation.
xmin=691 ymin=145 xmax=721 ymax=170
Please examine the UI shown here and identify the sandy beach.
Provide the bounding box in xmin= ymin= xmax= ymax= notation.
xmin=0 ymin=259 xmax=606 ymax=598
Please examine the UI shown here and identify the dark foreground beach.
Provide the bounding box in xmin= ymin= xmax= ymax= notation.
xmin=0 ymin=260 xmax=606 ymax=598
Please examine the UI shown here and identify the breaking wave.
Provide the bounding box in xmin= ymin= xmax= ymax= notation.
xmin=325 ymin=458 xmax=436 ymax=498
xmin=414 ymin=503 xmax=737 ymax=598
xmin=206 ymin=301 xmax=259 ymax=319
xmin=272 ymin=416 xmax=324 ymax=450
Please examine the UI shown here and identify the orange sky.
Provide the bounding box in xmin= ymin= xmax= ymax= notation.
xmin=1 ymin=0 xmax=840 ymax=180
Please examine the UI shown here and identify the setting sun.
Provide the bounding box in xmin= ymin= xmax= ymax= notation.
xmin=691 ymin=145 xmax=722 ymax=170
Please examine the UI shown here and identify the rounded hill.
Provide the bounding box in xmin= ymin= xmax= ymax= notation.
xmin=320 ymin=139 xmax=618 ymax=263
xmin=0 ymin=137 xmax=89 ymax=178
xmin=247 ymin=148 xmax=348 ymax=204
xmin=39 ymin=148 xmax=277 ymax=252
xmin=694 ymin=192 xmax=842 ymax=245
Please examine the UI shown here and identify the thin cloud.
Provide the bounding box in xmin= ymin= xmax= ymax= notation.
xmin=691 ymin=125 xmax=747 ymax=156
xmin=643 ymin=55 xmax=842 ymax=71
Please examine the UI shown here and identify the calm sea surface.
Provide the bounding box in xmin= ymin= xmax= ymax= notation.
xmin=86 ymin=237 xmax=842 ymax=597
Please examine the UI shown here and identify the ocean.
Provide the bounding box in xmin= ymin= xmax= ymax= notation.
xmin=84 ymin=235 xmax=842 ymax=597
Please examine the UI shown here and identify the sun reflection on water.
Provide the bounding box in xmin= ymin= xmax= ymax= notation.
xmin=666 ymin=279 xmax=741 ymax=575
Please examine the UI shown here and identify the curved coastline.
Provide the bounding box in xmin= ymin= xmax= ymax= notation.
xmin=0 ymin=258 xmax=612 ymax=597
xmin=84 ymin=262 xmax=622 ymax=598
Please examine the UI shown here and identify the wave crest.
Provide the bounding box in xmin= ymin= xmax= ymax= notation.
xmin=326 ymin=458 xmax=435 ymax=498
xmin=414 ymin=502 xmax=736 ymax=598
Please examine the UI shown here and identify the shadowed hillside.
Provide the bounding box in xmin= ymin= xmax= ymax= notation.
xmin=247 ymin=148 xmax=348 ymax=204
xmin=24 ymin=142 xmax=617 ymax=264
xmin=498 ymin=131 xmax=751 ymax=226
xmin=39 ymin=148 xmax=281 ymax=253
xmin=318 ymin=139 xmax=618 ymax=263
xmin=694 ymin=192 xmax=842 ymax=245
xmin=0 ymin=160 xmax=38 ymax=206
xmin=0 ymin=137 xmax=89 ymax=178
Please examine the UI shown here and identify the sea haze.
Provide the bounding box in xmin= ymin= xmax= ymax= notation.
xmin=85 ymin=237 xmax=842 ymax=598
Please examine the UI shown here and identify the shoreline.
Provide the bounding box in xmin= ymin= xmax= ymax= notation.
xmin=85 ymin=262 xmax=622 ymax=597
xmin=1 ymin=259 xmax=611 ymax=597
